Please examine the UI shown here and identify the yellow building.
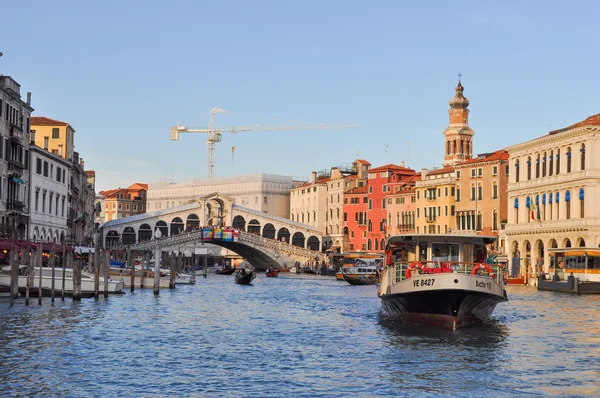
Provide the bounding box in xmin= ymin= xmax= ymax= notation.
xmin=30 ymin=117 xmax=75 ymax=162
xmin=415 ymin=167 xmax=456 ymax=234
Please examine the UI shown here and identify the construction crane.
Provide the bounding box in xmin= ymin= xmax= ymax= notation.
xmin=170 ymin=107 xmax=355 ymax=178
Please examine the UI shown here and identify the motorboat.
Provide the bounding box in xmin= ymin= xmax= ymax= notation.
xmin=265 ymin=268 xmax=280 ymax=278
xmin=110 ymin=267 xmax=170 ymax=288
xmin=539 ymin=248 xmax=600 ymax=293
xmin=342 ymin=266 xmax=379 ymax=285
xmin=379 ymin=234 xmax=508 ymax=330
xmin=336 ymin=256 xmax=382 ymax=281
xmin=175 ymin=272 xmax=196 ymax=285
xmin=234 ymin=270 xmax=256 ymax=285
xmin=0 ymin=265 xmax=124 ymax=296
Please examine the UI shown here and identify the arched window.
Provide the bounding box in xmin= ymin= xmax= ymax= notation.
xmin=581 ymin=144 xmax=586 ymax=170
xmin=460 ymin=140 xmax=464 ymax=155
xmin=367 ymin=239 xmax=372 ymax=251
xmin=447 ymin=140 xmax=451 ymax=155
xmin=549 ymin=150 xmax=554 ymax=176
xmin=549 ymin=193 xmax=553 ymax=220
xmin=565 ymin=190 xmax=571 ymax=219
xmin=555 ymin=191 xmax=560 ymax=220
xmin=493 ymin=210 xmax=498 ymax=231
xmin=375 ymin=239 xmax=379 ymax=251
xmin=515 ymin=160 xmax=520 ymax=183
xmin=542 ymin=193 xmax=546 ymax=221
xmin=466 ymin=141 xmax=470 ymax=156
xmin=453 ymin=140 xmax=457 ymax=154
xmin=536 ymin=154 xmax=540 ymax=178
xmin=567 ymin=147 xmax=572 ymax=172
xmin=580 ymin=188 xmax=585 ymax=218
xmin=514 ymin=198 xmax=519 ymax=224
xmin=526 ymin=196 xmax=532 ymax=223
xmin=527 ymin=157 xmax=532 ymax=180
xmin=556 ymin=149 xmax=560 ymax=174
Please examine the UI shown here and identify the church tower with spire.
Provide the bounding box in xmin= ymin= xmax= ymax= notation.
xmin=442 ymin=78 xmax=475 ymax=166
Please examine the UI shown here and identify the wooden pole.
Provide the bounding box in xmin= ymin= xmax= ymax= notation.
xmin=9 ymin=234 xmax=16 ymax=306
xmin=38 ymin=248 xmax=43 ymax=305
xmin=61 ymin=243 xmax=66 ymax=301
xmin=50 ymin=245 xmax=56 ymax=303
xmin=203 ymin=255 xmax=208 ymax=278
xmin=128 ymin=247 xmax=134 ymax=293
xmin=72 ymin=249 xmax=81 ymax=301
xmin=170 ymin=252 xmax=176 ymax=289
xmin=104 ymin=249 xmax=109 ymax=298
xmin=25 ymin=240 xmax=31 ymax=305
xmin=94 ymin=248 xmax=100 ymax=300
xmin=154 ymin=241 xmax=160 ymax=295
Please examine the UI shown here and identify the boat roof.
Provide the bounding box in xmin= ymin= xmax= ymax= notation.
xmin=549 ymin=248 xmax=600 ymax=255
xmin=387 ymin=234 xmax=497 ymax=246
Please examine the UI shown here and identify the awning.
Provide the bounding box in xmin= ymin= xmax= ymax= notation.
xmin=325 ymin=246 xmax=341 ymax=253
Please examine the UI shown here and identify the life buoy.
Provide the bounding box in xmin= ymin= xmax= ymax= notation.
xmin=405 ymin=262 xmax=424 ymax=279
xmin=471 ymin=263 xmax=495 ymax=279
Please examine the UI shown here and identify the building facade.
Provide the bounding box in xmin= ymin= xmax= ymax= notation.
xmin=504 ymin=113 xmax=600 ymax=278
xmin=343 ymin=185 xmax=368 ymax=252
xmin=148 ymin=174 xmax=294 ymax=219
xmin=28 ymin=145 xmax=70 ymax=242
xmin=414 ymin=167 xmax=456 ymax=234
xmin=30 ymin=116 xmax=75 ymax=162
xmin=0 ymin=76 xmax=33 ymax=237
xmin=99 ymin=183 xmax=148 ymax=222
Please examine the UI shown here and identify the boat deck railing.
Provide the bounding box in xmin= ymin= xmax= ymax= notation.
xmin=391 ymin=261 xmax=503 ymax=285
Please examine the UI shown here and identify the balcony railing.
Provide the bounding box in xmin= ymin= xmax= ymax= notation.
xmin=425 ymin=217 xmax=437 ymax=223
xmin=9 ymin=123 xmax=24 ymax=142
xmin=8 ymin=160 xmax=24 ymax=175
xmin=7 ymin=199 xmax=25 ymax=212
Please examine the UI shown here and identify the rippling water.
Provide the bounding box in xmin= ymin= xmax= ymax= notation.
xmin=1 ymin=274 xmax=599 ymax=397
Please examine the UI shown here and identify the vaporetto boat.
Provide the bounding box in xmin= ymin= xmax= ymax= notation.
xmin=378 ymin=234 xmax=508 ymax=330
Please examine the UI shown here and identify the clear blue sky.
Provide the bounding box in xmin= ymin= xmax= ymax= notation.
xmin=2 ymin=1 xmax=599 ymax=192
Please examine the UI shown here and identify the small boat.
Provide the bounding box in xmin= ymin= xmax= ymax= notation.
xmin=379 ymin=234 xmax=508 ymax=330
xmin=0 ymin=265 xmax=125 ymax=296
xmin=342 ymin=272 xmax=379 ymax=285
xmin=214 ymin=264 xmax=236 ymax=275
xmin=265 ymin=268 xmax=280 ymax=278
xmin=234 ymin=270 xmax=256 ymax=285
xmin=110 ymin=267 xmax=171 ymax=288
xmin=175 ymin=272 xmax=196 ymax=285
xmin=538 ymin=248 xmax=600 ymax=293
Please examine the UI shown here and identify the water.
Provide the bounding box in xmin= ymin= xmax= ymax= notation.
xmin=1 ymin=274 xmax=599 ymax=397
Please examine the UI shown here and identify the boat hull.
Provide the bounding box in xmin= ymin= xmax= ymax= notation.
xmin=342 ymin=274 xmax=379 ymax=285
xmin=235 ymin=271 xmax=255 ymax=285
xmin=380 ymin=289 xmax=506 ymax=329
xmin=0 ymin=270 xmax=124 ymax=295
xmin=265 ymin=270 xmax=280 ymax=278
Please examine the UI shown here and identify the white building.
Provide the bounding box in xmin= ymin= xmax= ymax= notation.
xmin=504 ymin=113 xmax=600 ymax=278
xmin=28 ymin=145 xmax=70 ymax=242
xmin=147 ymin=174 xmax=296 ymax=219
xmin=0 ymin=76 xmax=34 ymax=237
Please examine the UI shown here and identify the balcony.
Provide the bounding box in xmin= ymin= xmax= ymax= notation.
xmin=7 ymin=199 xmax=25 ymax=212
xmin=8 ymin=160 xmax=24 ymax=175
xmin=9 ymin=123 xmax=24 ymax=142
xmin=425 ymin=217 xmax=437 ymax=223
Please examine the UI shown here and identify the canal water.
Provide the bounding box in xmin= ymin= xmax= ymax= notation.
xmin=1 ymin=274 xmax=599 ymax=397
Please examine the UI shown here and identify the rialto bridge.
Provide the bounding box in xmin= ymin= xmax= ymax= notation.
xmin=98 ymin=193 xmax=326 ymax=269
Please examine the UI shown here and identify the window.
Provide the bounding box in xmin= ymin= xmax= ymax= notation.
xmin=492 ymin=166 xmax=498 ymax=176
xmin=471 ymin=186 xmax=475 ymax=201
xmin=493 ymin=183 xmax=498 ymax=199
xmin=35 ymin=190 xmax=39 ymax=211
xmin=478 ymin=168 xmax=482 ymax=177
xmin=549 ymin=151 xmax=554 ymax=176
xmin=456 ymin=170 xmax=461 ymax=179
xmin=456 ymin=188 xmax=461 ymax=202
xmin=493 ymin=210 xmax=498 ymax=231
xmin=527 ymin=158 xmax=532 ymax=180
xmin=580 ymin=188 xmax=585 ymax=218
xmin=369 ymin=186 xmax=373 ymax=193
xmin=515 ymin=160 xmax=520 ymax=182
xmin=36 ymin=158 xmax=42 ymax=174
xmin=471 ymin=168 xmax=476 ymax=178
xmin=567 ymin=148 xmax=572 ymax=172
xmin=368 ymin=199 xmax=372 ymax=210
xmin=44 ymin=137 xmax=49 ymax=150
xmin=478 ymin=185 xmax=483 ymax=200
xmin=581 ymin=144 xmax=586 ymax=170
xmin=52 ymin=128 xmax=60 ymax=139
xmin=556 ymin=149 xmax=561 ymax=174
xmin=43 ymin=161 xmax=48 ymax=177
xmin=55 ymin=196 xmax=59 ymax=216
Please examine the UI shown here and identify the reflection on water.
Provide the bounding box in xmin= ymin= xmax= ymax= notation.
xmin=0 ymin=277 xmax=599 ymax=397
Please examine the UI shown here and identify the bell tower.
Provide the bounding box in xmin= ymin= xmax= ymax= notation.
xmin=442 ymin=75 xmax=475 ymax=166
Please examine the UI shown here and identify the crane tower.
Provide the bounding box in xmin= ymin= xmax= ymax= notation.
xmin=170 ymin=107 xmax=354 ymax=178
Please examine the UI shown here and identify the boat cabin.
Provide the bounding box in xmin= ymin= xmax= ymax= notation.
xmin=548 ymin=248 xmax=600 ymax=282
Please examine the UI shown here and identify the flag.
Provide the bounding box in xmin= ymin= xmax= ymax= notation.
xmin=530 ymin=201 xmax=537 ymax=221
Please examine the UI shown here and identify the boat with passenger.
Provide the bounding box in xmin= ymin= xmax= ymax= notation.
xmin=335 ymin=254 xmax=382 ymax=281
xmin=342 ymin=265 xmax=379 ymax=285
xmin=265 ymin=267 xmax=280 ymax=278
xmin=378 ymin=234 xmax=508 ymax=330
xmin=538 ymin=248 xmax=600 ymax=294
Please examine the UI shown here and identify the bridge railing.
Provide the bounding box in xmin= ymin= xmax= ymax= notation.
xmin=126 ymin=229 xmax=328 ymax=263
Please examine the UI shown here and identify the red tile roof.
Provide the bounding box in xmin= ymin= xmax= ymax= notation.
xmin=346 ymin=186 xmax=368 ymax=194
xmin=455 ymin=149 xmax=509 ymax=166
xmin=368 ymin=163 xmax=415 ymax=173
xmin=549 ymin=113 xmax=600 ymax=135
xmin=426 ymin=166 xmax=454 ymax=176
xmin=355 ymin=159 xmax=371 ymax=165
xmin=31 ymin=116 xmax=69 ymax=126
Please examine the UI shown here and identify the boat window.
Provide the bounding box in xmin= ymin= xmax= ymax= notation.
xmin=418 ymin=242 xmax=428 ymax=261
xmin=432 ymin=243 xmax=459 ymax=262
xmin=588 ymin=256 xmax=600 ymax=269
xmin=565 ymin=256 xmax=585 ymax=270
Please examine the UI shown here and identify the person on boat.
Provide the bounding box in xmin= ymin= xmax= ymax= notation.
xmin=241 ymin=258 xmax=248 ymax=275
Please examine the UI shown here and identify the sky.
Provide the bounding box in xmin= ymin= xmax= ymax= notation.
xmin=1 ymin=1 xmax=599 ymax=192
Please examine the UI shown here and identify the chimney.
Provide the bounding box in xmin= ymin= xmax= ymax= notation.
xmin=421 ymin=168 xmax=428 ymax=178
xmin=27 ymin=92 xmax=31 ymax=105
xmin=400 ymin=161 xmax=405 ymax=167
xmin=311 ymin=171 xmax=317 ymax=183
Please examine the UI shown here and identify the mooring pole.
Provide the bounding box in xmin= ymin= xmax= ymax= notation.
xmin=38 ymin=248 xmax=43 ymax=305
xmin=61 ymin=243 xmax=66 ymax=301
xmin=128 ymin=247 xmax=134 ymax=293
xmin=50 ymin=245 xmax=56 ymax=304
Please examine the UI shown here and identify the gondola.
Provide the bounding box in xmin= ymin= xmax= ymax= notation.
xmin=235 ymin=270 xmax=256 ymax=285
xmin=265 ymin=268 xmax=280 ymax=278
xmin=214 ymin=266 xmax=236 ymax=275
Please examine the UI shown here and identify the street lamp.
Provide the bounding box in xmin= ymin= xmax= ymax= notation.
xmin=153 ymin=228 xmax=162 ymax=295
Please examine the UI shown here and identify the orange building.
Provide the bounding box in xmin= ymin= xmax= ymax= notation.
xmin=99 ymin=183 xmax=148 ymax=222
